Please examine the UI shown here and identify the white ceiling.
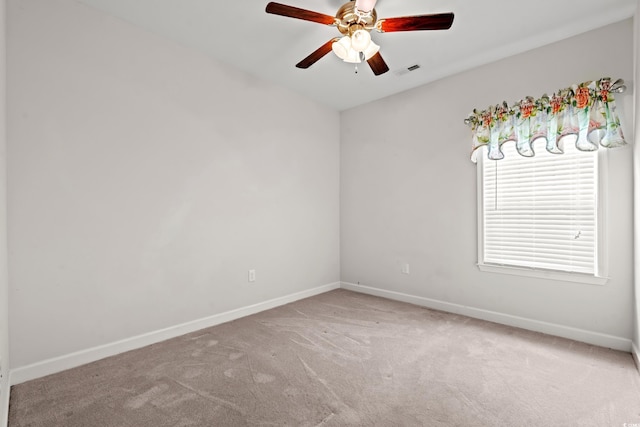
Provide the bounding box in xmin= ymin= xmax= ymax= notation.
xmin=73 ymin=0 xmax=636 ymax=111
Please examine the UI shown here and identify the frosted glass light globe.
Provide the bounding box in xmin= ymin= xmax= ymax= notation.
xmin=363 ymin=41 xmax=380 ymax=60
xmin=332 ymin=36 xmax=351 ymax=60
xmin=351 ymin=29 xmax=371 ymax=52
xmin=343 ymin=48 xmax=362 ymax=63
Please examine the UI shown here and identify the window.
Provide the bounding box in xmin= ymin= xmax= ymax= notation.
xmin=477 ymin=141 xmax=607 ymax=284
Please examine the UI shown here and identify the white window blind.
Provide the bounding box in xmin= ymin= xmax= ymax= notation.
xmin=481 ymin=142 xmax=597 ymax=275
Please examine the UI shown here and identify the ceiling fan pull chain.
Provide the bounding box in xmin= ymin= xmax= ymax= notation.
xmin=355 ymin=51 xmax=365 ymax=73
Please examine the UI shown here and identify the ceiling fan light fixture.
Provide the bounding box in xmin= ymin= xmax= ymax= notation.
xmin=265 ymin=1 xmax=454 ymax=76
xmin=350 ymin=29 xmax=371 ymax=52
xmin=331 ymin=35 xmax=351 ymax=60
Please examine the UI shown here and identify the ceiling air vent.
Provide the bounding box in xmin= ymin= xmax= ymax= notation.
xmin=394 ymin=64 xmax=421 ymax=76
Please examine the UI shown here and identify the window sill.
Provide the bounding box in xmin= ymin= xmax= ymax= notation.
xmin=477 ymin=263 xmax=609 ymax=286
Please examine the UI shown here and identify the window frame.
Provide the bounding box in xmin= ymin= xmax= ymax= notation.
xmin=476 ymin=143 xmax=609 ymax=285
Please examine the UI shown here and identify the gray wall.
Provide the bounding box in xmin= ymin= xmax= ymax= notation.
xmin=633 ymin=0 xmax=640 ymax=361
xmin=7 ymin=0 xmax=340 ymax=368
xmin=341 ymin=20 xmax=635 ymax=342
xmin=0 ymin=0 xmax=9 ymax=422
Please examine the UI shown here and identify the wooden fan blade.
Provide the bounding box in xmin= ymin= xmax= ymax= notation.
xmin=296 ymin=38 xmax=340 ymax=69
xmin=265 ymin=2 xmax=336 ymax=25
xmin=367 ymin=52 xmax=389 ymax=76
xmin=378 ymin=13 xmax=454 ymax=32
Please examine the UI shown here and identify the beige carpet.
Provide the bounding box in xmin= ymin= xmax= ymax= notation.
xmin=8 ymin=289 xmax=640 ymax=426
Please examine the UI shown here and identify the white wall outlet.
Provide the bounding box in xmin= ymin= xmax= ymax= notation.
xmin=248 ymin=269 xmax=256 ymax=282
xmin=402 ymin=263 xmax=410 ymax=275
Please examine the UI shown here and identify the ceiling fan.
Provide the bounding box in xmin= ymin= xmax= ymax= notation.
xmin=265 ymin=0 xmax=454 ymax=76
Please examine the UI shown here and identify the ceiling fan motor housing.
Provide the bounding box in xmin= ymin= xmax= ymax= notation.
xmin=335 ymin=2 xmax=377 ymax=35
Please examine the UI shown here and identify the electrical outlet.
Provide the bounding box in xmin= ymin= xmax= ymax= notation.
xmin=402 ymin=263 xmax=410 ymax=275
xmin=248 ymin=269 xmax=256 ymax=282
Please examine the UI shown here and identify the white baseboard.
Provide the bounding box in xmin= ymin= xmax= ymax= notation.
xmin=10 ymin=282 xmax=340 ymax=386
xmin=341 ymin=282 xmax=632 ymax=352
xmin=0 ymin=370 xmax=9 ymax=427
xmin=632 ymin=342 xmax=640 ymax=373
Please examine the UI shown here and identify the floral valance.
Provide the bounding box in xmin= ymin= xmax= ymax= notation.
xmin=466 ymin=77 xmax=627 ymax=163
